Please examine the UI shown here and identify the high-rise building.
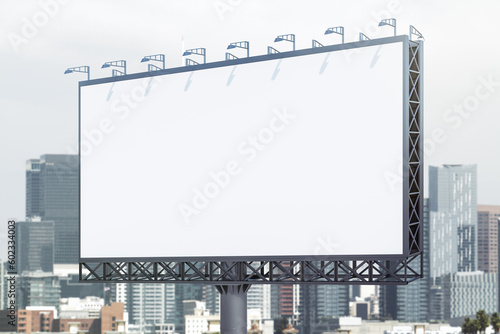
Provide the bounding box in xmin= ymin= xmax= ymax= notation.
xmin=174 ymin=284 xmax=203 ymax=333
xmin=379 ymin=199 xmax=430 ymax=322
xmin=271 ymin=284 xmax=300 ymax=324
xmin=17 ymin=272 xmax=61 ymax=309
xmin=299 ymin=281 xmax=349 ymax=333
xmin=478 ymin=205 xmax=500 ymax=273
xmin=59 ymin=273 xmax=105 ymax=299
xmin=16 ymin=220 xmax=54 ymax=274
xmin=126 ymin=283 xmax=176 ymax=334
xmin=25 ymin=155 xmax=78 ymax=264
xmin=247 ymin=285 xmax=271 ymax=319
xmin=429 ymin=164 xmax=477 ymax=277
xmin=202 ymin=285 xmax=220 ymax=316
xmin=442 ymin=271 xmax=497 ymax=320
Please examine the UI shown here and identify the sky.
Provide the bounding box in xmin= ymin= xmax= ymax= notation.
xmin=0 ymin=0 xmax=499 ymax=258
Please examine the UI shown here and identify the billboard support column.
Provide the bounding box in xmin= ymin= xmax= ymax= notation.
xmin=217 ymin=262 xmax=250 ymax=334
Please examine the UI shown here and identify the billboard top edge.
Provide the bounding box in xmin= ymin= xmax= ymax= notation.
xmin=79 ymin=35 xmax=410 ymax=88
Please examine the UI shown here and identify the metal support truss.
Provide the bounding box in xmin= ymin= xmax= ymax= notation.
xmin=80 ymin=254 xmax=422 ymax=284
xmin=225 ymin=52 xmax=238 ymax=60
xmin=147 ymin=64 xmax=162 ymax=72
xmin=408 ymin=39 xmax=423 ymax=261
xmin=359 ymin=32 xmax=370 ymax=41
xmin=324 ymin=26 xmax=344 ymax=44
xmin=312 ymin=40 xmax=324 ymax=48
xmin=185 ymin=58 xmax=200 ymax=66
xmin=112 ymin=69 xmax=125 ymax=77
xmin=267 ymin=46 xmax=280 ymax=55
xmin=410 ymin=25 xmax=424 ymax=41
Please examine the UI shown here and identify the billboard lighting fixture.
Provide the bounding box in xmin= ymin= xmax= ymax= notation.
xmin=267 ymin=46 xmax=280 ymax=55
xmin=312 ymin=40 xmax=324 ymax=48
xmin=225 ymin=53 xmax=238 ymax=60
xmin=359 ymin=32 xmax=370 ymax=41
xmin=227 ymin=41 xmax=250 ymax=58
xmin=64 ymin=66 xmax=90 ymax=80
xmin=379 ymin=18 xmax=397 ymax=36
xmin=410 ymin=25 xmax=425 ymax=41
xmin=183 ymin=48 xmax=206 ymax=66
xmin=324 ymin=26 xmax=344 ymax=44
xmin=274 ymin=34 xmax=295 ymax=51
xmin=141 ymin=54 xmax=165 ymax=72
xmin=101 ymin=60 xmax=126 ymax=77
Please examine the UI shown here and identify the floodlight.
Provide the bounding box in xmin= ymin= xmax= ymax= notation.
xmin=141 ymin=54 xmax=165 ymax=71
xmin=101 ymin=60 xmax=126 ymax=77
xmin=273 ymin=34 xmax=295 ymax=51
xmin=64 ymin=66 xmax=90 ymax=80
xmin=226 ymin=41 xmax=249 ymax=58
xmin=410 ymin=25 xmax=425 ymax=41
xmin=379 ymin=18 xmax=397 ymax=36
xmin=324 ymin=26 xmax=344 ymax=44
xmin=183 ymin=48 xmax=206 ymax=66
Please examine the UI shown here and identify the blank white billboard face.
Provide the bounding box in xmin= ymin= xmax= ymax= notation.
xmin=80 ymin=41 xmax=404 ymax=259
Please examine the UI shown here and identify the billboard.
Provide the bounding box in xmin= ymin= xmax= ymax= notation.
xmin=80 ymin=36 xmax=418 ymax=264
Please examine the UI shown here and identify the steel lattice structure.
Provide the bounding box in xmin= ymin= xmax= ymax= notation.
xmin=80 ymin=36 xmax=423 ymax=285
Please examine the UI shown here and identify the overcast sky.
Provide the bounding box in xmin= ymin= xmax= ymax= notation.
xmin=1 ymin=0 xmax=499 ymax=258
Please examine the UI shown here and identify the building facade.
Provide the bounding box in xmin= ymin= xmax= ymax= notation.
xmin=26 ymin=155 xmax=79 ymax=264
xmin=17 ymin=272 xmax=61 ymax=309
xmin=429 ymin=164 xmax=477 ymax=277
xmin=16 ymin=219 xmax=54 ymax=274
xmin=127 ymin=283 xmax=175 ymax=334
xmin=478 ymin=205 xmax=500 ymax=273
xmin=299 ymin=283 xmax=349 ymax=333
xmin=248 ymin=285 xmax=271 ymax=319
xmin=379 ymin=199 xmax=430 ymax=322
xmin=442 ymin=271 xmax=497 ymax=320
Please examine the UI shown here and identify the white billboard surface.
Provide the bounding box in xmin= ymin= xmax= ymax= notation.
xmin=80 ymin=41 xmax=404 ymax=259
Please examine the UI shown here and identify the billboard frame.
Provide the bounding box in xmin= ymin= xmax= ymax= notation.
xmin=79 ymin=35 xmax=423 ymax=285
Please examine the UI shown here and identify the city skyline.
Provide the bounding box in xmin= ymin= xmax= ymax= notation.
xmin=1 ymin=1 xmax=499 ymax=256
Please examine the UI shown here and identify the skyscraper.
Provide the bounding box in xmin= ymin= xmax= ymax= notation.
xmin=271 ymin=284 xmax=300 ymax=324
xmin=429 ymin=164 xmax=477 ymax=276
xmin=477 ymin=205 xmax=500 ymax=273
xmin=16 ymin=219 xmax=54 ymax=274
xmin=426 ymin=164 xmax=479 ymax=321
xmin=202 ymin=285 xmax=220 ymax=316
xmin=379 ymin=199 xmax=430 ymax=322
xmin=300 ymin=284 xmax=349 ymax=328
xmin=247 ymin=285 xmax=271 ymax=319
xmin=25 ymin=155 xmax=78 ymax=264
xmin=174 ymin=284 xmax=203 ymax=333
xmin=126 ymin=283 xmax=176 ymax=334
